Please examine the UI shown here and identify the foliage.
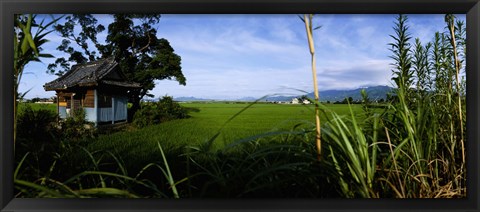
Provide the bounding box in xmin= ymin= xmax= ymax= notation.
xmin=15 ymin=14 xmax=467 ymax=199
xmin=183 ymin=133 xmax=340 ymax=198
xmin=16 ymin=105 xmax=59 ymax=155
xmin=59 ymin=109 xmax=97 ymax=142
xmin=16 ymin=106 xmax=57 ymax=139
xmin=389 ymin=14 xmax=413 ymax=95
xmin=15 ymin=105 xmax=59 ymax=181
xmin=14 ymin=15 xmax=57 ymax=92
xmin=48 ymin=14 xmax=187 ymax=113
xmin=14 ymin=142 xmax=180 ymax=198
xmin=133 ymin=96 xmax=191 ymax=128
xmin=321 ymin=104 xmax=380 ymax=198
xmin=377 ymin=14 xmax=466 ymax=198
xmin=14 ymin=14 xmax=61 ymax=147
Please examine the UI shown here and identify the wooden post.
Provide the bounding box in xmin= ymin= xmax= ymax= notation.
xmin=56 ymin=93 xmax=60 ymax=122
xmin=94 ymin=89 xmax=98 ymax=126
xmin=71 ymin=93 xmax=75 ymax=116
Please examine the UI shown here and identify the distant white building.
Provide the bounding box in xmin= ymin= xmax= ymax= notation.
xmin=302 ymin=99 xmax=311 ymax=104
xmin=291 ymin=98 xmax=299 ymax=104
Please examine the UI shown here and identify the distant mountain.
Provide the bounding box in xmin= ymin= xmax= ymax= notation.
xmin=174 ymin=86 xmax=394 ymax=103
xmin=308 ymin=85 xmax=394 ymax=102
xmin=264 ymin=85 xmax=394 ymax=103
xmin=264 ymin=95 xmax=295 ymax=102
xmin=236 ymin=97 xmax=257 ymax=101
xmin=173 ymin=96 xmax=213 ymax=102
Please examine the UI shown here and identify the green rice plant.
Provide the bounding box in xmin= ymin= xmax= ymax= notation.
xmin=185 ymin=132 xmax=338 ymax=198
xmin=157 ymin=142 xmax=180 ymax=198
xmin=320 ymin=102 xmax=380 ymax=198
xmin=179 ymin=99 xmax=339 ymax=197
xmin=15 ymin=153 xmax=174 ymax=198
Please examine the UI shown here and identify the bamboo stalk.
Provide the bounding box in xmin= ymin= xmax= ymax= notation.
xmin=446 ymin=15 xmax=465 ymax=165
xmin=304 ymin=14 xmax=322 ymax=160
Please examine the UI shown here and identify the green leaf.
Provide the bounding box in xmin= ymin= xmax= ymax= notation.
xmin=157 ymin=142 xmax=180 ymax=198
xmin=20 ymin=32 xmax=32 ymax=54
xmin=75 ymin=187 xmax=139 ymax=198
xmin=38 ymin=53 xmax=55 ymax=58
xmin=15 ymin=179 xmax=64 ymax=198
xmin=27 ymin=33 xmax=40 ymax=56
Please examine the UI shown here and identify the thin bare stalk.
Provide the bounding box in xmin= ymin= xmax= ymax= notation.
xmin=385 ymin=127 xmax=405 ymax=198
xmin=303 ymin=14 xmax=321 ymax=160
xmin=446 ymin=15 xmax=465 ymax=164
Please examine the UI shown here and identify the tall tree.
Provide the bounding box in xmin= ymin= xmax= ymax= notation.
xmin=48 ymin=14 xmax=186 ymax=112
xmin=47 ymin=14 xmax=105 ymax=75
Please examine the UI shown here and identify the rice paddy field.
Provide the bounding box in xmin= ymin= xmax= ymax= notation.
xmin=18 ymin=102 xmax=364 ymax=152
xmin=85 ymin=102 xmax=364 ymax=164
xmin=18 ymin=102 xmax=57 ymax=112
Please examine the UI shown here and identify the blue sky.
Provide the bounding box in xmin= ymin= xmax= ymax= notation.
xmin=20 ymin=14 xmax=466 ymax=100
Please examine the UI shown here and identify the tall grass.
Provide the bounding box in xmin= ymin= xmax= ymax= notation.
xmin=15 ymin=141 xmax=181 ymax=198
xmin=321 ymin=103 xmax=380 ymax=198
xmin=376 ymin=14 xmax=466 ymax=198
xmin=14 ymin=14 xmax=466 ymax=199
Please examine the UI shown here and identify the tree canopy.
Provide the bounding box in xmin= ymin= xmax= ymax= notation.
xmin=48 ymin=14 xmax=186 ymax=110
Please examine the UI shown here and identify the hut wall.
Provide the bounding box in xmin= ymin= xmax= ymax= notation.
xmin=98 ymin=96 xmax=128 ymax=122
xmin=97 ymin=91 xmax=112 ymax=122
xmin=84 ymin=108 xmax=96 ymax=122
xmin=84 ymin=89 xmax=95 ymax=108
xmin=57 ymin=95 xmax=69 ymax=118
xmin=56 ymin=88 xmax=129 ymax=124
xmin=113 ymin=96 xmax=128 ymax=121
xmin=58 ymin=106 xmax=67 ymax=119
xmin=98 ymin=108 xmax=113 ymax=122
xmin=83 ymin=89 xmax=97 ymax=123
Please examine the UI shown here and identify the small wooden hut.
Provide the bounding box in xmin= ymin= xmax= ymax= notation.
xmin=44 ymin=57 xmax=141 ymax=125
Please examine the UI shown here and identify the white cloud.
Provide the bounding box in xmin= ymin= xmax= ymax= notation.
xmin=20 ymin=14 xmax=464 ymax=99
xmin=153 ymin=66 xmax=313 ymax=99
xmin=317 ymin=59 xmax=392 ymax=90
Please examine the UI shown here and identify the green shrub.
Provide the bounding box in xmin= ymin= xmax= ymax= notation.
xmin=15 ymin=105 xmax=60 ymax=180
xmin=59 ymin=109 xmax=97 ymax=142
xmin=16 ymin=105 xmax=59 ymax=154
xmin=133 ymin=96 xmax=191 ymax=128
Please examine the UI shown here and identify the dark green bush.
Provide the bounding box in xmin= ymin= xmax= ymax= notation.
xmin=16 ymin=105 xmax=59 ymax=154
xmin=59 ymin=108 xmax=97 ymax=142
xmin=15 ymin=106 xmax=60 ymax=180
xmin=133 ymin=96 xmax=191 ymax=128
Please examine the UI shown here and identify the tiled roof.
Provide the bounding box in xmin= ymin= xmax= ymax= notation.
xmin=44 ymin=57 xmax=140 ymax=91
